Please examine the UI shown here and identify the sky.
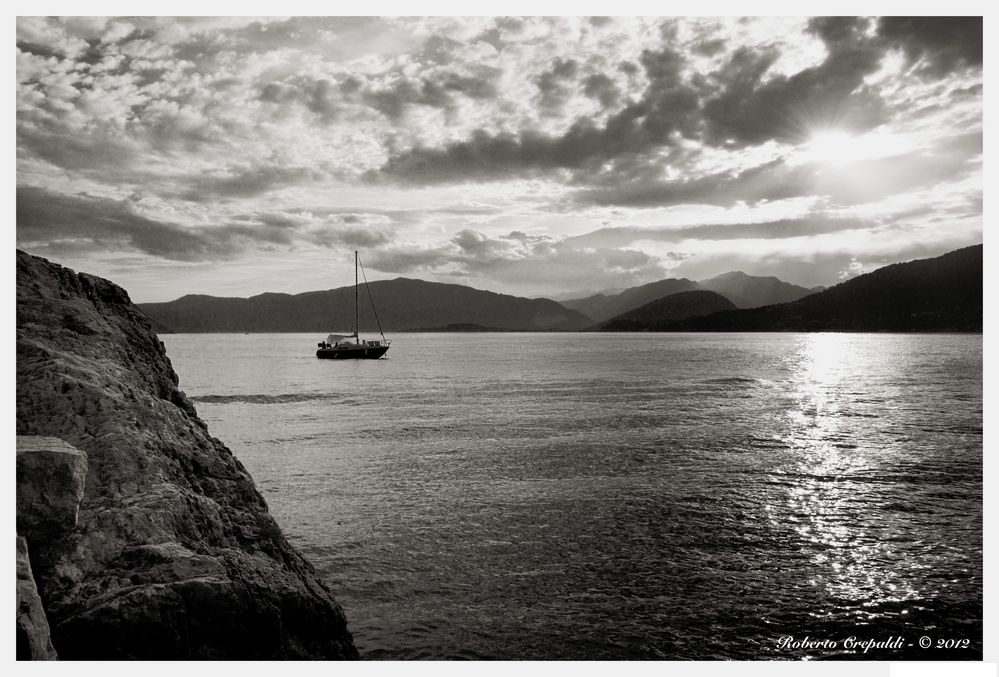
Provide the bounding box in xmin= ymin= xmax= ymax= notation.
xmin=15 ymin=15 xmax=983 ymax=302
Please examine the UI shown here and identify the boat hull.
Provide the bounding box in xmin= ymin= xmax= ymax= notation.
xmin=316 ymin=345 xmax=389 ymax=360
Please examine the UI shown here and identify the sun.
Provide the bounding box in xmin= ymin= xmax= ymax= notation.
xmin=795 ymin=129 xmax=915 ymax=167
xmin=803 ymin=130 xmax=856 ymax=166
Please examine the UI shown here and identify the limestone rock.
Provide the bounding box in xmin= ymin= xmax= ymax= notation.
xmin=16 ymin=250 xmax=358 ymax=659
xmin=17 ymin=537 xmax=58 ymax=660
xmin=16 ymin=436 xmax=88 ymax=544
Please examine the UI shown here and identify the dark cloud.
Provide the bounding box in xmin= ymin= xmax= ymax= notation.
xmin=261 ymin=65 xmax=501 ymax=124
xmin=365 ymin=68 xmax=499 ymax=120
xmin=310 ymin=226 xmax=393 ymax=249
xmin=227 ymin=209 xmax=396 ymax=249
xmin=14 ymin=16 xmax=983 ymax=297
xmin=233 ymin=212 xmax=304 ymax=229
xmin=16 ymin=185 xmax=296 ymax=261
xmin=877 ymin=17 xmax=982 ymax=77
xmin=582 ymin=73 xmax=620 ymax=108
xmin=177 ymin=164 xmax=318 ymax=202
xmin=563 ymin=216 xmax=875 ymax=250
xmin=618 ymin=60 xmax=639 ymax=76
xmin=378 ymin=44 xmax=700 ymax=183
xmin=571 ymin=156 xmax=799 ymax=208
xmin=365 ymin=245 xmax=455 ymax=274
xmin=572 ymin=131 xmax=981 ymax=208
xmin=807 ymin=16 xmax=872 ymax=47
xmin=703 ymin=22 xmax=887 ymax=146
xmin=16 ymin=40 xmax=65 ymax=60
xmin=260 ymin=77 xmax=341 ymax=122
xmin=536 ymin=58 xmax=580 ymax=114
xmin=377 ymin=16 xmax=973 ymax=185
xmin=951 ymin=83 xmax=983 ymax=100
xmin=18 ymin=124 xmax=139 ymax=173
xmin=691 ymin=38 xmax=726 ymax=57
xmin=367 ymin=228 xmax=672 ymax=294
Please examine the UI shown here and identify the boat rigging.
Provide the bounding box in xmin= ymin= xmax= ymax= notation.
xmin=316 ymin=251 xmax=390 ymax=360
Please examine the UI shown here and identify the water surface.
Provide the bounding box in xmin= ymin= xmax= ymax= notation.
xmin=162 ymin=332 xmax=982 ymax=660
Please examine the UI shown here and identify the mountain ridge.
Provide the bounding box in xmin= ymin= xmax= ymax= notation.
xmin=562 ymin=271 xmax=816 ymax=321
xmin=663 ymin=245 xmax=982 ymax=332
xmin=141 ymin=277 xmax=591 ymax=333
xmin=138 ymin=245 xmax=982 ymax=334
xmin=698 ymin=271 xmax=816 ymax=309
xmin=596 ymin=290 xmax=738 ymax=331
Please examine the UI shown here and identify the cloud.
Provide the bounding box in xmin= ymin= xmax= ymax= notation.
xmin=702 ymin=18 xmax=888 ymax=146
xmin=365 ymin=228 xmax=673 ymax=295
xmin=377 ymin=43 xmax=702 ymax=184
xmin=364 ymin=67 xmax=500 ymax=120
xmin=571 ymin=130 xmax=982 ymax=208
xmin=877 ymin=17 xmax=982 ymax=77
xmin=563 ymin=216 xmax=875 ymax=249
xmin=536 ymin=57 xmax=580 ymax=114
xmin=16 ymin=185 xmax=298 ymax=261
xmin=230 ymin=208 xmax=397 ymax=250
xmin=668 ymin=239 xmax=980 ymax=289
xmin=18 ymin=124 xmax=141 ymax=173
xmin=177 ymin=163 xmax=320 ymax=202
xmin=582 ymin=72 xmax=620 ymax=108
xmin=259 ymin=77 xmax=343 ymax=123
xmin=14 ymin=16 xmax=983 ymax=299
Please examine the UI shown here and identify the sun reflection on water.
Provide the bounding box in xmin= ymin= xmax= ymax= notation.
xmin=772 ymin=334 xmax=921 ymax=607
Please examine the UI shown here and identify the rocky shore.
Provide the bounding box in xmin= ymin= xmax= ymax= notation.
xmin=15 ymin=250 xmax=358 ymax=659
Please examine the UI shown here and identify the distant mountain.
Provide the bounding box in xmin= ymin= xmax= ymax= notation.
xmin=668 ymin=245 xmax=983 ymax=332
xmin=140 ymin=278 xmax=591 ymax=333
xmin=563 ymin=271 xmax=814 ymax=321
xmin=562 ymin=278 xmax=701 ymax=322
xmin=597 ymin=290 xmax=737 ymax=331
xmin=698 ymin=271 xmax=816 ymax=308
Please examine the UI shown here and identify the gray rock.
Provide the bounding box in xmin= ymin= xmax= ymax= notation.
xmin=16 ymin=436 xmax=88 ymax=543
xmin=17 ymin=537 xmax=58 ymax=660
xmin=16 ymin=250 xmax=358 ymax=659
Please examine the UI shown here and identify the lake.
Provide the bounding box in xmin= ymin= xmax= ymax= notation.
xmin=160 ymin=332 xmax=983 ymax=660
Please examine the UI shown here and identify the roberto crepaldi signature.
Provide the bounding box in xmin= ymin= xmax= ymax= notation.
xmin=776 ymin=635 xmax=972 ymax=653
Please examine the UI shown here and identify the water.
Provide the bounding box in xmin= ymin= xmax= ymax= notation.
xmin=161 ymin=332 xmax=983 ymax=660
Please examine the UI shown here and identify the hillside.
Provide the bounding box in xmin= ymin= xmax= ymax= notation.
xmin=140 ymin=278 xmax=591 ymax=332
xmin=597 ymin=290 xmax=737 ymax=331
xmin=562 ymin=278 xmax=701 ymax=323
xmin=669 ymin=245 xmax=983 ymax=332
xmin=698 ymin=271 xmax=816 ymax=308
xmin=564 ymin=271 xmax=814 ymax=321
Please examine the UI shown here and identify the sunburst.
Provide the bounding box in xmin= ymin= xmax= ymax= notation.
xmin=795 ymin=129 xmax=915 ymax=167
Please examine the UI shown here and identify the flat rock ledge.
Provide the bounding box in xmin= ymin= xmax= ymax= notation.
xmin=17 ymin=436 xmax=88 ymax=544
xmin=16 ymin=435 xmax=88 ymax=661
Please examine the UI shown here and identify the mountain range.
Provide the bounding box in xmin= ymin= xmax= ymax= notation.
xmin=660 ymin=245 xmax=983 ymax=332
xmin=596 ymin=290 xmax=737 ymax=331
xmin=137 ymin=245 xmax=982 ymax=333
xmin=139 ymin=278 xmax=591 ymax=333
xmin=562 ymin=272 xmax=816 ymax=322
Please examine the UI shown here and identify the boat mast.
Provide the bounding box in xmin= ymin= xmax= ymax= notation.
xmin=354 ymin=250 xmax=359 ymax=343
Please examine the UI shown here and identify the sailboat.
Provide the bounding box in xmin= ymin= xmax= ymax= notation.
xmin=316 ymin=251 xmax=390 ymax=360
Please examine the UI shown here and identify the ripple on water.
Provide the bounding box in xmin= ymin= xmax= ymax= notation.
xmin=162 ymin=332 xmax=983 ymax=660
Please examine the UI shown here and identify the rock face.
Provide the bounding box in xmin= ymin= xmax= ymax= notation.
xmin=17 ymin=537 xmax=58 ymax=660
xmin=15 ymin=250 xmax=358 ymax=659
